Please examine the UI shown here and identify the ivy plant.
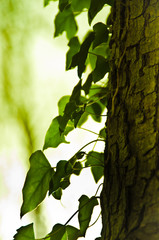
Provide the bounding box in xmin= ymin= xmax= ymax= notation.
xmin=13 ymin=0 xmax=113 ymax=239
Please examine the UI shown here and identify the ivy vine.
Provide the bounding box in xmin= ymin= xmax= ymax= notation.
xmin=13 ymin=0 xmax=113 ymax=239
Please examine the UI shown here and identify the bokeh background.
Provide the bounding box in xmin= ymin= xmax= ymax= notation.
xmin=0 ymin=1 xmax=110 ymax=239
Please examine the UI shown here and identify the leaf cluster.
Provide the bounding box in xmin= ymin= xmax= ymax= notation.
xmin=13 ymin=0 xmax=113 ymax=239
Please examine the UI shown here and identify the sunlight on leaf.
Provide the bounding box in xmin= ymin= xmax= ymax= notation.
xmin=20 ymin=151 xmax=53 ymax=217
xmin=66 ymin=37 xmax=80 ymax=70
xmin=43 ymin=116 xmax=69 ymax=150
xmin=13 ymin=223 xmax=35 ymax=240
xmin=78 ymin=195 xmax=98 ymax=236
xmin=54 ymin=5 xmax=77 ymax=39
xmin=85 ymin=151 xmax=104 ymax=183
xmin=71 ymin=0 xmax=91 ymax=12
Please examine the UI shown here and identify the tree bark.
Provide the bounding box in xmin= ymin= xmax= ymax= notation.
xmin=101 ymin=0 xmax=159 ymax=239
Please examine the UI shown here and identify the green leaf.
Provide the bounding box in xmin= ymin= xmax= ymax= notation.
xmin=54 ymin=5 xmax=78 ymax=39
xmin=82 ymin=73 xmax=93 ymax=95
xmin=49 ymin=224 xmax=65 ymax=240
xmin=86 ymin=102 xmax=102 ymax=122
xmin=93 ymin=22 xmax=109 ymax=49
xmin=43 ymin=116 xmax=69 ymax=150
xmin=99 ymin=127 xmax=106 ymax=139
xmin=71 ymin=0 xmax=91 ymax=12
xmin=85 ymin=151 xmax=104 ymax=183
xmin=70 ymin=79 xmax=82 ymax=103
xmin=92 ymin=55 xmax=109 ymax=83
xmin=78 ymin=195 xmax=98 ymax=236
xmin=58 ymin=95 xmax=70 ymax=116
xmin=50 ymin=160 xmax=68 ymax=192
xmin=73 ymin=161 xmax=83 ymax=175
xmin=65 ymin=225 xmax=81 ymax=240
xmin=13 ymin=224 xmax=35 ymax=240
xmin=71 ymin=32 xmax=95 ymax=78
xmin=59 ymin=0 xmax=69 ymax=11
xmin=73 ymin=109 xmax=85 ymax=127
xmin=88 ymin=0 xmax=105 ymax=25
xmin=76 ymin=151 xmax=86 ymax=159
xmin=49 ymin=224 xmax=81 ymax=240
xmin=88 ymin=0 xmax=114 ymax=24
xmin=20 ymin=151 xmax=52 ymax=217
xmin=89 ymin=43 xmax=110 ymax=71
xmin=66 ymin=37 xmax=80 ymax=70
xmin=52 ymin=187 xmax=62 ymax=200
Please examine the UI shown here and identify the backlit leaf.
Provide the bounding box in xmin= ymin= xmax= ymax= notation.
xmin=86 ymin=102 xmax=103 ymax=122
xmin=85 ymin=151 xmax=104 ymax=183
xmin=82 ymin=73 xmax=93 ymax=95
xmin=88 ymin=0 xmax=114 ymax=24
xmin=54 ymin=5 xmax=77 ymax=39
xmin=58 ymin=95 xmax=70 ymax=116
xmin=99 ymin=127 xmax=106 ymax=139
xmin=59 ymin=0 xmax=69 ymax=11
xmin=66 ymin=37 xmax=80 ymax=70
xmin=78 ymin=195 xmax=98 ymax=236
xmin=52 ymin=188 xmax=62 ymax=200
xmin=49 ymin=224 xmax=81 ymax=240
xmin=71 ymin=32 xmax=95 ymax=78
xmin=71 ymin=0 xmax=91 ymax=12
xmin=49 ymin=224 xmax=65 ymax=240
xmin=92 ymin=55 xmax=109 ymax=83
xmin=43 ymin=116 xmax=69 ymax=150
xmin=88 ymin=0 xmax=105 ymax=25
xmin=13 ymin=224 xmax=35 ymax=240
xmin=20 ymin=151 xmax=52 ymax=217
xmin=65 ymin=225 xmax=81 ymax=240
xmin=93 ymin=22 xmax=109 ymax=49
xmin=73 ymin=161 xmax=83 ymax=175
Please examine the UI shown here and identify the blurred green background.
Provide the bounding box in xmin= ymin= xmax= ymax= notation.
xmin=0 ymin=1 xmax=110 ymax=239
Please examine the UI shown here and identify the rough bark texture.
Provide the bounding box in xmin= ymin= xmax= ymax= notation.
xmin=101 ymin=0 xmax=159 ymax=239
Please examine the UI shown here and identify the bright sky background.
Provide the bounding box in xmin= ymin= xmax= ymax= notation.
xmin=0 ymin=1 xmax=110 ymax=239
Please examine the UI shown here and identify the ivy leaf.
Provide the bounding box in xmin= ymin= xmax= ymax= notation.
xmin=86 ymin=102 xmax=103 ymax=122
xmin=85 ymin=151 xmax=104 ymax=183
xmin=93 ymin=22 xmax=109 ymax=49
xmin=71 ymin=0 xmax=91 ymax=12
xmin=58 ymin=95 xmax=70 ymax=115
xmin=71 ymin=32 xmax=95 ymax=78
xmin=92 ymin=55 xmax=109 ymax=83
xmin=43 ymin=116 xmax=69 ymax=150
xmin=13 ymin=224 xmax=35 ymax=240
xmin=70 ymin=79 xmax=82 ymax=103
xmin=49 ymin=224 xmax=81 ymax=240
xmin=73 ymin=161 xmax=83 ymax=175
xmin=99 ymin=127 xmax=106 ymax=139
xmin=49 ymin=224 xmax=65 ymax=240
xmin=54 ymin=5 xmax=77 ymax=39
xmin=66 ymin=37 xmax=80 ymax=70
xmin=78 ymin=195 xmax=98 ymax=236
xmin=65 ymin=225 xmax=81 ymax=240
xmin=50 ymin=160 xmax=68 ymax=193
xmin=20 ymin=151 xmax=52 ymax=217
xmin=52 ymin=188 xmax=62 ymax=200
xmin=59 ymin=0 xmax=69 ymax=11
xmin=88 ymin=0 xmax=114 ymax=25
xmin=88 ymin=0 xmax=105 ymax=25
xmin=82 ymin=73 xmax=93 ymax=95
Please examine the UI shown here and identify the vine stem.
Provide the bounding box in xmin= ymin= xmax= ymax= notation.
xmin=78 ymin=127 xmax=99 ymax=136
xmin=73 ymin=139 xmax=105 ymax=158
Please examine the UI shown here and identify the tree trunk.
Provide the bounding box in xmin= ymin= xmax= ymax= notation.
xmin=101 ymin=0 xmax=159 ymax=239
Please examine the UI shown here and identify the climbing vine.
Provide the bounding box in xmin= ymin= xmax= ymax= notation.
xmin=13 ymin=0 xmax=113 ymax=239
